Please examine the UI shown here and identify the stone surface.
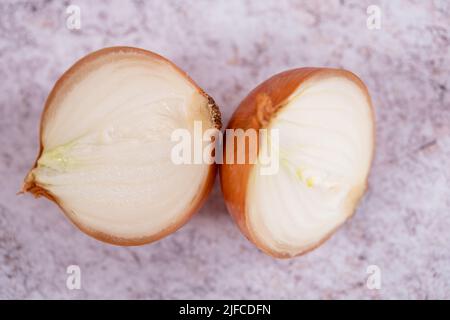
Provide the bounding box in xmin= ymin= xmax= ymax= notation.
xmin=0 ymin=0 xmax=449 ymax=299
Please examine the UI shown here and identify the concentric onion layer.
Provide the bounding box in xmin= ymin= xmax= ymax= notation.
xmin=246 ymin=74 xmax=374 ymax=257
xmin=23 ymin=47 xmax=219 ymax=244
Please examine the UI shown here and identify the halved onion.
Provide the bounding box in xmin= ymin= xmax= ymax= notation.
xmin=220 ymin=68 xmax=374 ymax=258
xmin=22 ymin=47 xmax=221 ymax=245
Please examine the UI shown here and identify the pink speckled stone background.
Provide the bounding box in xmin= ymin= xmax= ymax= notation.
xmin=0 ymin=0 xmax=449 ymax=299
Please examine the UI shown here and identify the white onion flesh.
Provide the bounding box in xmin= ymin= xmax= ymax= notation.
xmin=247 ymin=76 xmax=374 ymax=256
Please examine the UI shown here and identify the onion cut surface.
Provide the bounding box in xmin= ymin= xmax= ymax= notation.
xmin=23 ymin=47 xmax=221 ymax=245
xmin=221 ymin=68 xmax=374 ymax=258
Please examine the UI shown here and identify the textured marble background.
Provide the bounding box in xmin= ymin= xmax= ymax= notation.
xmin=0 ymin=0 xmax=449 ymax=299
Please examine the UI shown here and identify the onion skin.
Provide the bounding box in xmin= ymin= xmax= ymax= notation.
xmin=220 ymin=68 xmax=375 ymax=258
xmin=22 ymin=46 xmax=221 ymax=246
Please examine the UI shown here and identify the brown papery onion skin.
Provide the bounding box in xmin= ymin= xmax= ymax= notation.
xmin=220 ymin=68 xmax=375 ymax=258
xmin=22 ymin=47 xmax=221 ymax=246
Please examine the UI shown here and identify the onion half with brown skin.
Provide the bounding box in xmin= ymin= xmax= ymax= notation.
xmin=220 ymin=68 xmax=375 ymax=258
xmin=22 ymin=47 xmax=221 ymax=246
